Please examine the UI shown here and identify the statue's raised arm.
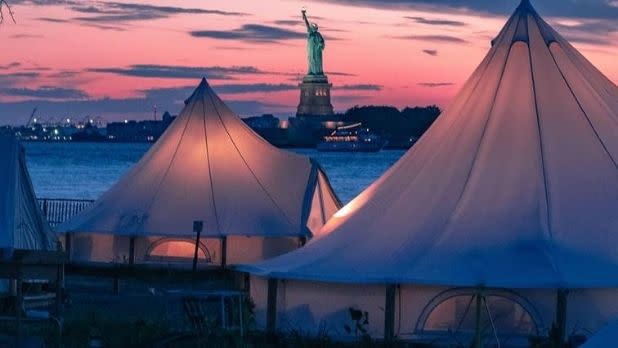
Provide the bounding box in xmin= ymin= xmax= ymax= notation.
xmin=301 ymin=8 xmax=311 ymax=32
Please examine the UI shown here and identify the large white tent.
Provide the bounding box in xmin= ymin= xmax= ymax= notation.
xmin=59 ymin=78 xmax=340 ymax=266
xmin=241 ymin=0 xmax=618 ymax=344
xmin=0 ymin=135 xmax=56 ymax=255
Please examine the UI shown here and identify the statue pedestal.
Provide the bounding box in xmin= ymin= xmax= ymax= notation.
xmin=296 ymin=74 xmax=334 ymax=117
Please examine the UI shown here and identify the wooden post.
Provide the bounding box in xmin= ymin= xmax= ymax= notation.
xmin=16 ymin=270 xmax=23 ymax=346
xmin=384 ymin=284 xmax=397 ymax=341
xmin=64 ymin=233 xmax=71 ymax=261
xmin=192 ymin=221 xmax=203 ymax=273
xmin=42 ymin=199 xmax=49 ymax=219
xmin=221 ymin=236 xmax=228 ymax=268
xmin=555 ymin=289 xmax=568 ymax=348
xmin=60 ymin=257 xmax=66 ymax=301
xmin=266 ymin=278 xmax=278 ymax=333
xmin=128 ymin=237 xmax=136 ymax=265
xmin=239 ymin=293 xmax=244 ymax=337
xmin=55 ymin=262 xmax=63 ymax=316
xmin=244 ymin=273 xmax=251 ymax=292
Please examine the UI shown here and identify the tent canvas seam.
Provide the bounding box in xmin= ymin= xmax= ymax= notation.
xmin=201 ymin=90 xmax=221 ymax=234
xmin=140 ymin=95 xmax=199 ymax=235
xmin=436 ymin=11 xmax=522 ymax=242
xmin=527 ymin=13 xmax=553 ymax=241
xmin=205 ymin=89 xmax=296 ymax=229
xmin=544 ymin=40 xmax=618 ymax=169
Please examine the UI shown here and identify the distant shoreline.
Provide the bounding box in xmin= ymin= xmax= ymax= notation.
xmin=22 ymin=140 xmax=413 ymax=150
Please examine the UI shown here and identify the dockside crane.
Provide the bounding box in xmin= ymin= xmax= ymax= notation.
xmin=26 ymin=107 xmax=38 ymax=127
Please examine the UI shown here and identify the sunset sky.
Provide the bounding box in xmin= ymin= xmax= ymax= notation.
xmin=0 ymin=0 xmax=616 ymax=124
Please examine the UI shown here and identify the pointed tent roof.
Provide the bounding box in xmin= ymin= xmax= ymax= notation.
xmin=242 ymin=1 xmax=618 ymax=288
xmin=0 ymin=135 xmax=56 ymax=251
xmin=60 ymin=78 xmax=340 ymax=238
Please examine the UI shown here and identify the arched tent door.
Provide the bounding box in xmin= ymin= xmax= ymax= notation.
xmin=415 ymin=288 xmax=542 ymax=347
xmin=146 ymin=238 xmax=212 ymax=263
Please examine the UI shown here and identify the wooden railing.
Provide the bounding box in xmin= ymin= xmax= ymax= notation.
xmin=37 ymin=198 xmax=95 ymax=227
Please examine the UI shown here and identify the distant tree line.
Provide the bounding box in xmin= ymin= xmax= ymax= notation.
xmin=343 ymin=105 xmax=441 ymax=145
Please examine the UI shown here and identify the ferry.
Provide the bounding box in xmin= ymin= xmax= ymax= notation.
xmin=317 ymin=123 xmax=387 ymax=152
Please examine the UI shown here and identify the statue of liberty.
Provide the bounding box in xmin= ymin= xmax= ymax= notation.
xmin=302 ymin=8 xmax=325 ymax=75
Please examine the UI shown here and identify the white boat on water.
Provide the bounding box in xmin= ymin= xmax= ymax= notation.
xmin=317 ymin=123 xmax=387 ymax=152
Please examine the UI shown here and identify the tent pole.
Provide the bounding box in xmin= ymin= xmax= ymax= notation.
xmin=221 ymin=236 xmax=227 ymax=268
xmin=266 ymin=278 xmax=278 ymax=334
xmin=555 ymin=289 xmax=568 ymax=348
xmin=128 ymin=236 xmax=135 ymax=265
xmin=192 ymin=221 xmax=203 ymax=273
xmin=384 ymin=284 xmax=397 ymax=341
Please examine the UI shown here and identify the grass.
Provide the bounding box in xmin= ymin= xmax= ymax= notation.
xmin=0 ymin=314 xmax=435 ymax=348
xmin=0 ymin=316 xmax=560 ymax=348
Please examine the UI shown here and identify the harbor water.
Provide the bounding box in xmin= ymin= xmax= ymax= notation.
xmin=24 ymin=142 xmax=406 ymax=204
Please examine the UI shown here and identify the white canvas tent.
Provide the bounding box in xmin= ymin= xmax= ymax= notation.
xmin=58 ymin=78 xmax=340 ymax=266
xmin=0 ymin=135 xmax=56 ymax=254
xmin=241 ymin=0 xmax=618 ymax=344
xmin=0 ymin=135 xmax=62 ymax=315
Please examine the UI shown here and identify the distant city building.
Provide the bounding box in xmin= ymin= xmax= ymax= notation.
xmin=243 ymin=114 xmax=280 ymax=129
xmin=1 ymin=104 xmax=437 ymax=149
xmin=10 ymin=123 xmax=85 ymax=141
xmin=242 ymin=114 xmax=289 ymax=147
xmin=107 ymin=112 xmax=175 ymax=142
xmin=72 ymin=123 xmax=107 ymax=142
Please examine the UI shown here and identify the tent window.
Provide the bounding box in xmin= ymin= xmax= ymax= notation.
xmin=146 ymin=239 xmax=212 ymax=263
xmin=415 ymin=288 xmax=540 ymax=345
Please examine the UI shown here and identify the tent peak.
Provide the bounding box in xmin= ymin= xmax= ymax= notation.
xmin=517 ymin=0 xmax=535 ymax=12
xmin=185 ymin=77 xmax=212 ymax=105
xmin=196 ymin=77 xmax=211 ymax=92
